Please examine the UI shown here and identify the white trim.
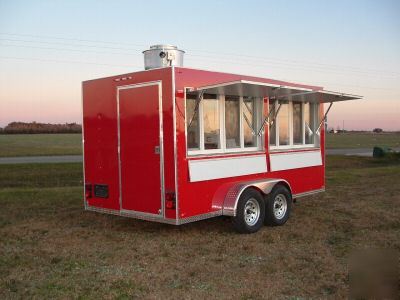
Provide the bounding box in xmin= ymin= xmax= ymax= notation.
xmin=188 ymin=154 xmax=267 ymax=182
xmin=270 ymin=150 xmax=322 ymax=172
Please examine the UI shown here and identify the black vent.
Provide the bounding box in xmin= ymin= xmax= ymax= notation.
xmin=94 ymin=184 xmax=109 ymax=198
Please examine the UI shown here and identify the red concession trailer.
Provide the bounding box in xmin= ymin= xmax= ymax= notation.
xmin=82 ymin=45 xmax=362 ymax=233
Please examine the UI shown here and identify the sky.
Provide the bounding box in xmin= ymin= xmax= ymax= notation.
xmin=0 ymin=0 xmax=399 ymax=131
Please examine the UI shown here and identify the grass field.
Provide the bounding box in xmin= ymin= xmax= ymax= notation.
xmin=0 ymin=134 xmax=82 ymax=157
xmin=0 ymin=132 xmax=399 ymax=157
xmin=0 ymin=133 xmax=400 ymax=157
xmin=0 ymin=156 xmax=399 ymax=298
xmin=326 ymin=132 xmax=400 ymax=149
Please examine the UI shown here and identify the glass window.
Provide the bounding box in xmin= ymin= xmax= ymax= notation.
xmin=293 ymin=102 xmax=302 ymax=144
xmin=269 ymin=100 xmax=276 ymax=146
xmin=278 ymin=102 xmax=289 ymax=146
xmin=269 ymin=100 xmax=319 ymax=149
xmin=203 ymin=94 xmax=220 ymax=150
xmin=186 ymin=93 xmax=262 ymax=154
xmin=243 ymin=97 xmax=257 ymax=147
xmin=225 ymin=96 xmax=240 ymax=148
xmin=186 ymin=94 xmax=200 ymax=150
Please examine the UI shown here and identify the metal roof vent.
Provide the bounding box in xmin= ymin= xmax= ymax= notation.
xmin=142 ymin=44 xmax=185 ymax=70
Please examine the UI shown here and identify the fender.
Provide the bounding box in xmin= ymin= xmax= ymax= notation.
xmin=222 ymin=178 xmax=292 ymax=216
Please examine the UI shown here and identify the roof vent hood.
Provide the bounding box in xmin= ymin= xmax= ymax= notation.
xmin=143 ymin=44 xmax=185 ymax=70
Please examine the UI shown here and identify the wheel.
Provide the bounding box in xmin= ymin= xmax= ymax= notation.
xmin=265 ymin=185 xmax=292 ymax=226
xmin=232 ymin=188 xmax=265 ymax=234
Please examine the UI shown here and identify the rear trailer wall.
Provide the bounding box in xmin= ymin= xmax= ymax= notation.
xmin=82 ymin=67 xmax=177 ymax=220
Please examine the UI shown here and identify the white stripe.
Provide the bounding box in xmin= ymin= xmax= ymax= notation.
xmin=270 ymin=150 xmax=322 ymax=171
xmin=189 ymin=155 xmax=267 ymax=182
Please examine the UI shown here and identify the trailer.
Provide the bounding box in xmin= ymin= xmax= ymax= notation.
xmin=82 ymin=45 xmax=362 ymax=233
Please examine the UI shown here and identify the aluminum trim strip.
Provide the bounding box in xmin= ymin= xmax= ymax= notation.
xmin=86 ymin=206 xmax=223 ymax=225
xmin=86 ymin=206 xmax=177 ymax=225
xmin=172 ymin=66 xmax=179 ymax=221
xmin=177 ymin=210 xmax=223 ymax=225
xmin=81 ymin=83 xmax=87 ymax=209
xmin=158 ymin=82 xmax=166 ymax=217
xmin=189 ymin=80 xmax=362 ymax=103
xmin=293 ymin=188 xmax=325 ymax=199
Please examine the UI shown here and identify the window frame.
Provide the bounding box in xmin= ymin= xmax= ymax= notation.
xmin=185 ymin=92 xmax=263 ymax=156
xmin=269 ymin=100 xmax=320 ymax=150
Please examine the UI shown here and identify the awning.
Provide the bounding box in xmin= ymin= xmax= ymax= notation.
xmin=187 ymin=80 xmax=362 ymax=103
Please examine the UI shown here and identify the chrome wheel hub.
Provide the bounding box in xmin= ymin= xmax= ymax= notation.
xmin=244 ymin=198 xmax=260 ymax=226
xmin=273 ymin=194 xmax=287 ymax=220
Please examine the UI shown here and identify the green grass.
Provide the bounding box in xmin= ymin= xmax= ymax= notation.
xmin=0 ymin=163 xmax=83 ymax=188
xmin=326 ymin=132 xmax=400 ymax=149
xmin=0 ymin=157 xmax=399 ymax=298
xmin=0 ymin=134 xmax=82 ymax=157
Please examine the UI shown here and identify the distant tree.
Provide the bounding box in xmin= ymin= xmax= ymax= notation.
xmin=373 ymin=128 xmax=383 ymax=133
xmin=2 ymin=122 xmax=82 ymax=134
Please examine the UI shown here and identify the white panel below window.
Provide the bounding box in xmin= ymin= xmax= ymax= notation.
xmin=270 ymin=150 xmax=322 ymax=172
xmin=189 ymin=155 xmax=267 ymax=182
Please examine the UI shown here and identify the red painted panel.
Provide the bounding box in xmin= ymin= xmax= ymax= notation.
xmin=83 ymin=78 xmax=120 ymax=210
xmin=119 ymin=83 xmax=162 ymax=214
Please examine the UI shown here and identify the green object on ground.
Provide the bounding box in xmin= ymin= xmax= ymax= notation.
xmin=373 ymin=146 xmax=395 ymax=158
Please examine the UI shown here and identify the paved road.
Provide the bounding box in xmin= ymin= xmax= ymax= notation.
xmin=2 ymin=148 xmax=398 ymax=164
xmin=326 ymin=148 xmax=373 ymax=157
xmin=327 ymin=147 xmax=400 ymax=157
xmin=0 ymin=155 xmax=83 ymax=164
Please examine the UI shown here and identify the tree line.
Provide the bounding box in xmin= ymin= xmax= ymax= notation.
xmin=0 ymin=122 xmax=82 ymax=134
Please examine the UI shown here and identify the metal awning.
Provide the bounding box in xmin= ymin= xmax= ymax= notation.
xmin=187 ymin=80 xmax=362 ymax=103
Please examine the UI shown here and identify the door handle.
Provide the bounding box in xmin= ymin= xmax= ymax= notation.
xmin=154 ymin=146 xmax=160 ymax=154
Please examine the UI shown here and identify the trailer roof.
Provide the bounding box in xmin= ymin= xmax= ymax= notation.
xmin=188 ymin=80 xmax=362 ymax=103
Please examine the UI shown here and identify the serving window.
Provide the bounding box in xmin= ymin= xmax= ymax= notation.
xmin=269 ymin=100 xmax=319 ymax=149
xmin=186 ymin=93 xmax=262 ymax=155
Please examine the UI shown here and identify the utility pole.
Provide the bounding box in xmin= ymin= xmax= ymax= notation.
xmin=343 ymin=120 xmax=345 ymax=131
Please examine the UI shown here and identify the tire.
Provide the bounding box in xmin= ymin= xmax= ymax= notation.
xmin=264 ymin=185 xmax=292 ymax=226
xmin=232 ymin=188 xmax=265 ymax=234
